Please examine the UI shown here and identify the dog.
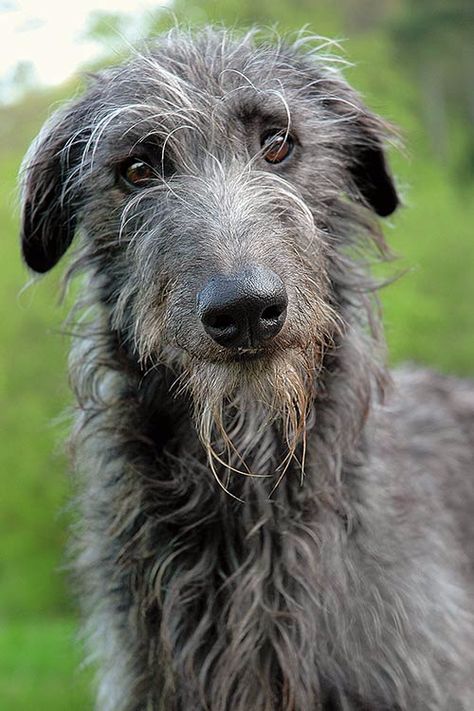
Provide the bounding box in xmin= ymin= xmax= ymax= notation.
xmin=20 ymin=27 xmax=474 ymax=711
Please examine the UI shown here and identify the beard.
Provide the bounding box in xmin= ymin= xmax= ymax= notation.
xmin=177 ymin=344 xmax=322 ymax=499
xmin=130 ymin=276 xmax=339 ymax=497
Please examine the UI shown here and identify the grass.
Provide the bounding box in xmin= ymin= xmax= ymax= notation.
xmin=381 ymin=161 xmax=474 ymax=374
xmin=0 ymin=618 xmax=93 ymax=710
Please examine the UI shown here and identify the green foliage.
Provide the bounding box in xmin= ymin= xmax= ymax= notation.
xmin=0 ymin=619 xmax=93 ymax=709
xmin=0 ymin=1 xmax=473 ymax=707
xmin=0 ymin=96 xmax=75 ymax=618
xmin=0 ymin=85 xmax=89 ymax=707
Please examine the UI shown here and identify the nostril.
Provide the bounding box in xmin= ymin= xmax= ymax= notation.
xmin=206 ymin=314 xmax=235 ymax=331
xmin=261 ymin=303 xmax=285 ymax=322
xmin=205 ymin=313 xmax=236 ymax=331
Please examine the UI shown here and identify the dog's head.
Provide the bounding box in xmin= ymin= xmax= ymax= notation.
xmin=20 ymin=29 xmax=399 ymax=476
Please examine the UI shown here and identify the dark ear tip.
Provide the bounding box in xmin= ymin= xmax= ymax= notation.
xmin=21 ymin=229 xmax=73 ymax=273
xmin=374 ymin=187 xmax=400 ymax=217
xmin=351 ymin=145 xmax=400 ymax=218
xmin=21 ymin=198 xmax=76 ymax=274
xmin=21 ymin=242 xmax=57 ymax=273
xmin=20 ymin=201 xmax=52 ymax=273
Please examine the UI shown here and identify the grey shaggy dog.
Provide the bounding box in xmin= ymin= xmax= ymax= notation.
xmin=20 ymin=27 xmax=474 ymax=711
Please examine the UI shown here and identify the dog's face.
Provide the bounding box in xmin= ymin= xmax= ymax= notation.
xmin=20 ymin=29 xmax=398 ymax=473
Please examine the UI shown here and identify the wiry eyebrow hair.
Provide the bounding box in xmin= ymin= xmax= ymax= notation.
xmin=235 ymin=104 xmax=290 ymax=130
xmin=102 ymin=138 xmax=164 ymax=167
xmin=223 ymin=90 xmax=293 ymax=133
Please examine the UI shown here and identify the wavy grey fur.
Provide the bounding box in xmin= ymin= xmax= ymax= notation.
xmin=20 ymin=27 xmax=474 ymax=711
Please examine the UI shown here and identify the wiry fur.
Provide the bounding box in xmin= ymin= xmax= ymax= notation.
xmin=20 ymin=28 xmax=474 ymax=711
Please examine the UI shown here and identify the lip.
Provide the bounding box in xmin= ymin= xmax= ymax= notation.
xmin=230 ymin=347 xmax=267 ymax=362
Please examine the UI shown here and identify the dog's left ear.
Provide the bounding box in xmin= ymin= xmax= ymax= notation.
xmin=315 ymin=75 xmax=400 ymax=217
xmin=20 ymin=100 xmax=89 ymax=274
xmin=347 ymin=111 xmax=399 ymax=218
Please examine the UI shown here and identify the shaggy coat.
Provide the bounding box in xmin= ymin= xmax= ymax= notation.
xmin=20 ymin=28 xmax=474 ymax=711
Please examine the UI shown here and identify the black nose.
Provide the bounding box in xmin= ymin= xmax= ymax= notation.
xmin=197 ymin=267 xmax=288 ymax=348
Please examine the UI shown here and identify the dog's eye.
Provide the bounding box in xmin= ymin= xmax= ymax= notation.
xmin=261 ymin=131 xmax=294 ymax=164
xmin=120 ymin=158 xmax=155 ymax=188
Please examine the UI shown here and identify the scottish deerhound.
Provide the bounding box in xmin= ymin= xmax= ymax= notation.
xmin=20 ymin=27 xmax=474 ymax=711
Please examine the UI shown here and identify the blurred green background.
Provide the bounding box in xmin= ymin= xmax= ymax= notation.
xmin=1 ymin=0 xmax=473 ymax=708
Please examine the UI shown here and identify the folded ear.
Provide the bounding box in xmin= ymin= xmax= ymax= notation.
xmin=314 ymin=73 xmax=400 ymax=218
xmin=347 ymin=112 xmax=400 ymax=218
xmin=20 ymin=101 xmax=89 ymax=273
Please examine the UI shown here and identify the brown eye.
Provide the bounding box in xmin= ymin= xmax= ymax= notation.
xmin=261 ymin=131 xmax=294 ymax=164
xmin=120 ymin=158 xmax=155 ymax=188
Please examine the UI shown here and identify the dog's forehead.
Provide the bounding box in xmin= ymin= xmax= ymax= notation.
xmin=99 ymin=36 xmax=318 ymax=120
xmin=149 ymin=35 xmax=308 ymax=90
xmin=72 ymin=30 xmax=384 ymax=173
xmin=86 ymin=37 xmax=327 ymax=152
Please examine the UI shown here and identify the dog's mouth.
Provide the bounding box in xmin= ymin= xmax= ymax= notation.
xmin=189 ymin=338 xmax=305 ymax=367
xmin=229 ymin=347 xmax=267 ymax=362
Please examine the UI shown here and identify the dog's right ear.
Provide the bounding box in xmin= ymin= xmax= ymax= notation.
xmin=20 ymin=101 xmax=89 ymax=274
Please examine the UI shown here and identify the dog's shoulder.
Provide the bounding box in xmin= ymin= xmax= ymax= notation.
xmin=378 ymin=366 xmax=474 ymax=500
xmin=390 ymin=365 xmax=474 ymax=439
